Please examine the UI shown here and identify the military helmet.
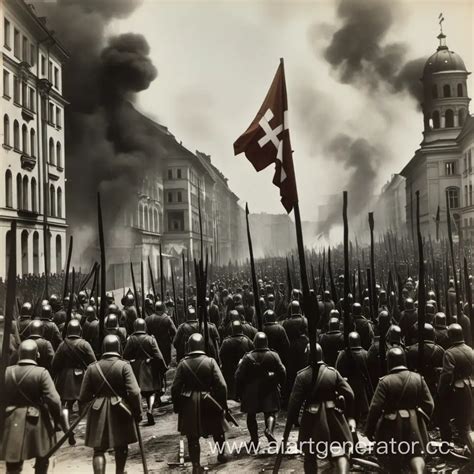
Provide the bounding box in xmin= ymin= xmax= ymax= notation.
xmin=104 ymin=313 xmax=119 ymax=329
xmin=352 ymin=303 xmax=362 ymax=316
xmin=348 ymin=331 xmax=361 ymax=349
xmin=233 ymin=294 xmax=243 ymax=305
xmin=187 ymin=333 xmax=205 ymax=353
xmin=229 ymin=309 xmax=240 ymax=322
xmin=448 ymin=323 xmax=464 ymax=344
xmin=20 ymin=302 xmax=33 ymax=317
xmin=102 ymin=335 xmax=121 ymax=357
xmin=328 ymin=317 xmax=340 ymax=331
xmin=425 ymin=303 xmax=436 ymax=316
xmin=264 ymin=309 xmax=276 ymax=323
xmin=434 ymin=312 xmax=447 ymax=328
xmin=289 ymin=300 xmax=301 ymax=316
xmin=133 ymin=318 xmax=147 ymax=334
xmin=106 ymin=291 xmax=115 ymax=303
xmin=29 ymin=319 xmax=44 ymax=338
xmin=378 ymin=311 xmax=391 ymax=332
xmin=314 ymin=343 xmax=323 ymax=363
xmin=66 ymin=319 xmax=82 ymax=338
xmin=323 ymin=290 xmax=331 ymax=301
xmin=404 ymin=298 xmax=415 ymax=311
xmin=387 ymin=325 xmax=402 ymax=345
xmin=85 ymin=305 xmax=96 ymax=320
xmin=49 ymin=294 xmax=59 ymax=305
xmin=18 ymin=339 xmax=39 ymax=364
xmin=329 ymin=309 xmax=340 ymax=320
xmin=107 ymin=304 xmax=119 ymax=315
xmin=254 ymin=332 xmax=268 ymax=350
xmin=231 ymin=320 xmax=243 ymax=336
xmin=423 ymin=323 xmax=435 ymax=342
xmin=387 ymin=347 xmax=407 ymax=371
xmin=41 ymin=304 xmax=53 ymax=321
xmin=155 ymin=300 xmax=165 ymax=313
xmin=187 ymin=307 xmax=197 ymax=320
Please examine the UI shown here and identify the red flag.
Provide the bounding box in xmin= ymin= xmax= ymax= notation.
xmin=233 ymin=59 xmax=298 ymax=213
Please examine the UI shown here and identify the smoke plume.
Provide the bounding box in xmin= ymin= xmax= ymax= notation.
xmin=32 ymin=0 xmax=162 ymax=258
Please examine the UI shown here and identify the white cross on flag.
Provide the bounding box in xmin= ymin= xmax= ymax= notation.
xmin=233 ymin=59 xmax=298 ymax=213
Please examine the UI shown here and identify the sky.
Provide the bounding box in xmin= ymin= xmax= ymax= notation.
xmin=107 ymin=0 xmax=474 ymax=225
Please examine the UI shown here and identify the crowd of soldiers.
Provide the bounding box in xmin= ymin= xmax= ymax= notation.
xmin=1 ymin=262 xmax=474 ymax=474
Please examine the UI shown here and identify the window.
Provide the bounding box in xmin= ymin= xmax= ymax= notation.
xmin=168 ymin=211 xmax=184 ymax=231
xmin=22 ymin=82 xmax=27 ymax=107
xmin=432 ymin=111 xmax=440 ymax=129
xmin=31 ymin=178 xmax=37 ymax=212
xmin=5 ymin=170 xmax=12 ymax=207
xmin=49 ymin=184 xmax=56 ymax=216
xmin=167 ymin=169 xmax=172 ymax=179
xmin=457 ymin=84 xmax=463 ymax=97
xmin=55 ymin=235 xmax=62 ymax=273
xmin=22 ymin=175 xmax=28 ymax=210
xmin=4 ymin=19 xmax=10 ymax=48
xmin=54 ymin=67 xmax=58 ymax=88
xmin=29 ymin=88 xmax=35 ymax=112
xmin=144 ymin=205 xmax=149 ymax=230
xmin=33 ymin=232 xmax=39 ymax=274
xmin=48 ymin=60 xmax=52 ymax=81
xmin=56 ymin=107 xmax=61 ymax=127
xmin=443 ymin=84 xmax=451 ymax=98
xmin=49 ymin=137 xmax=55 ymax=165
xmin=13 ymin=120 xmax=19 ymax=149
xmin=40 ymin=55 xmax=45 ymax=76
xmin=48 ymin=102 xmax=54 ymax=124
xmin=22 ymin=36 xmax=27 ymax=63
xmin=16 ymin=173 xmax=22 ymax=209
xmin=13 ymin=75 xmax=19 ymax=103
xmin=13 ymin=28 xmax=19 ymax=58
xmin=22 ymin=124 xmax=27 ymax=154
xmin=445 ymin=109 xmax=454 ymax=128
xmin=178 ymin=191 xmax=182 ymax=202
xmin=148 ymin=207 xmax=152 ymax=231
xmin=57 ymin=187 xmax=62 ymax=218
xmin=177 ymin=169 xmax=182 ymax=179
xmin=447 ymin=187 xmax=459 ymax=209
xmin=445 ymin=161 xmax=456 ymax=175
xmin=459 ymin=109 xmax=466 ymax=127
xmin=21 ymin=230 xmax=28 ymax=275
xmin=56 ymin=142 xmax=62 ymax=168
xmin=464 ymin=185 xmax=468 ymax=205
xmin=3 ymin=70 xmax=10 ymax=98
xmin=469 ymin=150 xmax=472 ymax=171
xmin=30 ymin=129 xmax=35 ymax=157
xmin=470 ymin=184 xmax=473 ymax=206
xmin=30 ymin=44 xmax=35 ymax=66
xmin=432 ymin=84 xmax=438 ymax=98
xmin=168 ymin=192 xmax=173 ymax=203
xmin=3 ymin=115 xmax=10 ymax=146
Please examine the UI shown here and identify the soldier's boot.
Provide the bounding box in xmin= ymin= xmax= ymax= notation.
xmin=62 ymin=407 xmax=75 ymax=446
xmin=188 ymin=436 xmax=202 ymax=472
xmin=34 ymin=458 xmax=49 ymax=474
xmin=264 ymin=413 xmax=276 ymax=444
xmin=334 ymin=455 xmax=349 ymax=474
xmin=214 ymin=433 xmax=228 ymax=463
xmin=146 ymin=395 xmax=155 ymax=426
xmin=114 ymin=446 xmax=128 ymax=474
xmin=92 ymin=452 xmax=106 ymax=474
xmin=246 ymin=414 xmax=259 ymax=453
xmin=408 ymin=457 xmax=425 ymax=474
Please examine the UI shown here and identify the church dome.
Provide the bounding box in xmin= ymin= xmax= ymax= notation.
xmin=423 ymin=34 xmax=467 ymax=76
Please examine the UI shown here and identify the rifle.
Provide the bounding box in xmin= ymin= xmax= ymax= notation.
xmin=464 ymin=257 xmax=474 ymax=345
xmin=272 ymin=420 xmax=292 ymax=474
xmin=130 ymin=262 xmax=142 ymax=319
xmin=97 ymin=193 xmax=107 ymax=350
xmin=342 ymin=191 xmax=350 ymax=347
xmin=140 ymin=261 xmax=145 ymax=316
xmin=246 ymin=203 xmax=262 ymax=331
xmin=368 ymin=212 xmax=377 ymax=320
xmin=327 ymin=247 xmax=338 ymax=303
xmin=62 ymin=236 xmax=73 ymax=301
xmin=416 ymin=191 xmax=426 ymax=373
xmin=135 ymin=420 xmax=149 ymax=474
xmin=159 ymin=244 xmax=164 ymax=300
xmin=148 ymin=256 xmax=157 ymax=303
xmin=62 ymin=268 xmax=75 ymax=339
xmin=171 ymin=262 xmax=177 ymax=324
xmin=446 ymin=191 xmax=462 ymax=317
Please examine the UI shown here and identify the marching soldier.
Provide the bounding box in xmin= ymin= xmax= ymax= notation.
xmin=49 ymin=294 xmax=66 ymax=328
xmin=319 ymin=317 xmax=344 ymax=368
xmin=399 ymin=298 xmax=418 ymax=346
xmin=352 ymin=302 xmax=374 ymax=350
xmin=36 ymin=305 xmax=62 ymax=350
xmin=286 ymin=343 xmax=355 ymax=473
xmin=173 ymin=307 xmax=199 ymax=362
xmin=123 ymin=318 xmax=167 ymax=425
xmin=79 ymin=335 xmax=142 ymax=474
xmin=171 ymin=333 xmax=229 ymax=473
xmin=433 ymin=312 xmax=450 ymax=350
xmin=235 ymin=332 xmax=286 ymax=448
xmin=121 ymin=294 xmax=138 ymax=335
xmin=366 ymin=311 xmax=391 ymax=389
xmin=51 ymin=319 xmax=96 ymax=445
xmin=82 ymin=305 xmax=100 ymax=356
xmin=145 ymin=300 xmax=177 ymax=366
xmin=219 ymin=320 xmax=254 ymax=399
xmin=16 ymin=302 xmax=34 ymax=341
xmin=262 ymin=309 xmax=290 ymax=365
xmin=104 ymin=313 xmax=127 ymax=352
xmin=366 ymin=347 xmax=434 ymax=474
xmin=438 ymin=323 xmax=474 ymax=445
xmin=0 ymin=339 xmax=64 ymax=474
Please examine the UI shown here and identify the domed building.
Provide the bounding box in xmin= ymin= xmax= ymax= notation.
xmin=400 ymin=29 xmax=474 ymax=243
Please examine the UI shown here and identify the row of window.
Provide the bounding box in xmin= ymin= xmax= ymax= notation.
xmin=167 ymin=190 xmax=183 ymax=203
xmin=431 ymin=108 xmax=467 ymax=129
xmin=135 ymin=203 xmax=162 ymax=233
xmin=3 ymin=18 xmax=60 ymax=89
xmin=5 ymin=229 xmax=63 ymax=276
xmin=432 ymin=83 xmax=465 ymax=99
xmin=463 ymin=149 xmax=473 ymax=173
xmin=167 ymin=168 xmax=184 ymax=180
xmin=464 ymin=184 xmax=473 ymax=207
xmin=4 ymin=170 xmax=63 ymax=217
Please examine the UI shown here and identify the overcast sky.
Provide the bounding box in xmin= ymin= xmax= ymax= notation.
xmin=108 ymin=0 xmax=473 ymax=223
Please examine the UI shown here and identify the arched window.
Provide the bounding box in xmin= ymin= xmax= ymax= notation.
xmin=49 ymin=137 xmax=55 ymax=165
xmin=443 ymin=84 xmax=451 ymax=98
xmin=22 ymin=124 xmax=28 ymax=154
xmin=457 ymin=83 xmax=463 ymax=97
xmin=138 ymin=203 xmax=143 ymax=228
xmin=432 ymin=84 xmax=438 ymax=98
xmin=55 ymin=235 xmax=62 ymax=273
xmin=57 ymin=187 xmax=62 ymax=218
xmin=22 ymin=175 xmax=28 ymax=210
xmin=13 ymin=120 xmax=19 ymax=149
xmin=16 ymin=173 xmax=22 ymax=209
xmin=459 ymin=108 xmax=467 ymax=127
xmin=148 ymin=207 xmax=152 ymax=231
xmin=33 ymin=231 xmax=39 ymax=274
xmin=445 ymin=109 xmax=454 ymax=128
xmin=432 ymin=110 xmax=440 ymax=129
xmin=31 ymin=178 xmax=37 ymax=212
xmin=144 ymin=205 xmax=149 ymax=231
xmin=56 ymin=142 xmax=62 ymax=168
xmin=447 ymin=187 xmax=460 ymax=209
xmin=154 ymin=209 xmax=158 ymax=232
xmin=30 ymin=129 xmax=35 ymax=157
xmin=5 ymin=170 xmax=12 ymax=208
xmin=49 ymin=184 xmax=56 ymax=217
xmin=3 ymin=115 xmax=10 ymax=146
xmin=21 ymin=229 xmax=28 ymax=275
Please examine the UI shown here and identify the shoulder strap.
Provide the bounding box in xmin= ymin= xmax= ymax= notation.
xmin=396 ymin=372 xmax=412 ymax=409
xmin=63 ymin=338 xmax=88 ymax=369
xmin=182 ymin=358 xmax=208 ymax=390
xmin=306 ymin=365 xmax=327 ymax=404
xmin=134 ymin=335 xmax=153 ymax=359
xmin=11 ymin=367 xmax=37 ymax=406
xmin=95 ymin=360 xmax=122 ymax=398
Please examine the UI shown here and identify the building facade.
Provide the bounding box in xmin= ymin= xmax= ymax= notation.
xmin=1 ymin=0 xmax=68 ymax=279
xmin=375 ymin=174 xmax=406 ymax=236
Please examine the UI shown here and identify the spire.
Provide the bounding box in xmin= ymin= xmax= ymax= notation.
xmin=437 ymin=13 xmax=447 ymax=50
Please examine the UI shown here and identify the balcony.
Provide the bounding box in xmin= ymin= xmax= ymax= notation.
xmin=20 ymin=153 xmax=36 ymax=171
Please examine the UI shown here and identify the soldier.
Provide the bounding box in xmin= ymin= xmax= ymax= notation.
xmin=319 ymin=317 xmax=344 ymax=368
xmin=123 ymin=318 xmax=167 ymax=425
xmin=82 ymin=305 xmax=100 ymax=356
xmin=336 ymin=332 xmax=372 ymax=425
xmin=386 ymin=324 xmax=405 ymax=351
xmin=366 ymin=312 xmax=391 ymax=389
xmin=319 ymin=291 xmax=335 ymax=331
xmin=0 ymin=339 xmax=64 ymax=474
xmin=286 ymin=343 xmax=355 ymax=474
xmin=438 ymin=323 xmax=474 ymax=444
xmin=399 ymin=298 xmax=417 ymax=345
xmin=433 ymin=312 xmax=450 ymax=350
xmin=262 ymin=309 xmax=290 ymax=365
xmin=171 ymin=333 xmax=229 ymax=473
xmin=51 ymin=319 xmax=96 ymax=445
xmin=36 ymin=305 xmax=62 ymax=350
xmin=219 ymin=320 xmax=254 ymax=400
xmin=173 ymin=307 xmax=200 ymax=362
xmin=352 ymin=302 xmax=374 ymax=350
xmin=406 ymin=323 xmax=444 ymax=398
xmin=366 ymin=347 xmax=434 ymax=474
xmin=145 ymin=300 xmax=177 ymax=366
xmin=238 ymin=307 xmax=258 ymax=341
xmin=121 ymin=294 xmax=138 ymax=335
xmin=235 ymin=332 xmax=286 ymax=448
xmin=459 ymin=303 xmax=473 ymax=347
xmin=79 ymin=335 xmax=142 ymax=474
xmin=49 ymin=294 xmax=66 ymax=328
xmin=16 ymin=302 xmax=34 ymax=341
xmin=104 ymin=313 xmax=127 ymax=352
